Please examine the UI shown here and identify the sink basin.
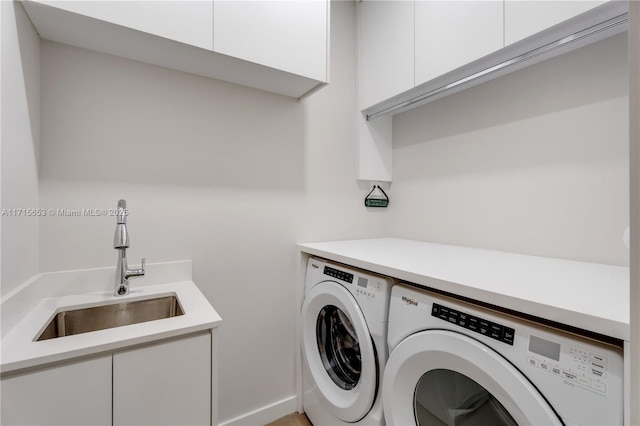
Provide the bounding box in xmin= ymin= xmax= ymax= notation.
xmin=37 ymin=295 xmax=184 ymax=341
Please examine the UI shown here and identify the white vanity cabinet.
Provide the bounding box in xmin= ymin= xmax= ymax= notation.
xmin=1 ymin=332 xmax=214 ymax=426
xmin=504 ymin=0 xmax=609 ymax=45
xmin=414 ymin=0 xmax=503 ymax=86
xmin=0 ymin=355 xmax=112 ymax=426
xmin=20 ymin=0 xmax=329 ymax=98
xmin=113 ymin=332 xmax=212 ymax=426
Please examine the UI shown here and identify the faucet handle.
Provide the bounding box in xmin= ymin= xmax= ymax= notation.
xmin=125 ymin=258 xmax=146 ymax=280
xmin=135 ymin=258 xmax=146 ymax=276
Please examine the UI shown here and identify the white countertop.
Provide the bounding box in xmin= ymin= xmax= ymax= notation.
xmin=298 ymin=238 xmax=629 ymax=341
xmin=1 ymin=262 xmax=222 ymax=375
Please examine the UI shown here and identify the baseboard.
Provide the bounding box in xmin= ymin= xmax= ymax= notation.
xmin=219 ymin=395 xmax=298 ymax=426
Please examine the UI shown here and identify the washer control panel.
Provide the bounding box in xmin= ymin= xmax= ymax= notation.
xmin=324 ymin=266 xmax=353 ymax=283
xmin=527 ymin=335 xmax=610 ymax=395
xmin=323 ymin=265 xmax=382 ymax=301
xmin=431 ymin=303 xmax=515 ymax=345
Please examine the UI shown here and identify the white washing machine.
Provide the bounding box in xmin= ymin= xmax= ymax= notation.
xmin=301 ymin=258 xmax=394 ymax=425
xmin=383 ymin=284 xmax=624 ymax=426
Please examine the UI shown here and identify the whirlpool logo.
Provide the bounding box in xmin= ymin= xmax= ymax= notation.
xmin=402 ymin=296 xmax=418 ymax=307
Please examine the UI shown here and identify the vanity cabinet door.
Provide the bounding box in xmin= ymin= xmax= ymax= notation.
xmin=0 ymin=355 xmax=112 ymax=426
xmin=113 ymin=332 xmax=212 ymax=426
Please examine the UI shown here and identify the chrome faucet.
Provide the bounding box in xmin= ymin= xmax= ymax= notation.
xmin=113 ymin=199 xmax=145 ymax=296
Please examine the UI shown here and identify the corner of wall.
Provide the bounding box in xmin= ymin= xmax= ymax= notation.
xmin=1 ymin=0 xmax=41 ymax=297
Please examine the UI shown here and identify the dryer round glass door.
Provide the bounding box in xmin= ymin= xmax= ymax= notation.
xmin=382 ymin=329 xmax=562 ymax=426
xmin=302 ymin=281 xmax=378 ymax=423
xmin=414 ymin=369 xmax=516 ymax=425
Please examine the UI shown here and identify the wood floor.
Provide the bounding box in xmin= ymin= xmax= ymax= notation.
xmin=265 ymin=412 xmax=312 ymax=426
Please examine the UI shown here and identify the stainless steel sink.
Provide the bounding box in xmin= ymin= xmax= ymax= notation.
xmin=37 ymin=295 xmax=184 ymax=341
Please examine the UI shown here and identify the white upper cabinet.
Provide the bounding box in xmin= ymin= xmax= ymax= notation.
xmin=505 ymin=0 xmax=609 ymax=46
xmin=355 ymin=0 xmax=625 ymax=182
xmin=358 ymin=0 xmax=624 ymax=116
xmin=358 ymin=0 xmax=414 ymax=110
xmin=29 ymin=0 xmax=214 ymax=50
xmin=20 ymin=0 xmax=329 ymax=98
xmin=415 ymin=1 xmax=503 ymax=86
xmin=214 ymin=0 xmax=328 ymax=82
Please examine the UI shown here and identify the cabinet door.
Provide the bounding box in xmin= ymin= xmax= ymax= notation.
xmin=113 ymin=332 xmax=212 ymax=426
xmin=358 ymin=0 xmax=414 ymax=110
xmin=1 ymin=355 xmax=112 ymax=426
xmin=213 ymin=0 xmax=327 ymax=82
xmin=415 ymin=0 xmax=503 ymax=86
xmin=27 ymin=0 xmax=214 ymax=50
xmin=505 ymin=0 xmax=608 ymax=45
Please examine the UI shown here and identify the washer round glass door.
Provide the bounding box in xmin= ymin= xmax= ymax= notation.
xmin=316 ymin=305 xmax=361 ymax=391
xmin=382 ymin=330 xmax=563 ymax=426
xmin=302 ymin=281 xmax=377 ymax=422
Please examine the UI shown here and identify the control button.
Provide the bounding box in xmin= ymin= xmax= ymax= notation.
xmin=488 ymin=323 xmax=502 ymax=339
xmin=490 ymin=330 xmax=502 ymax=340
xmin=591 ymin=361 xmax=607 ymax=371
xmin=590 ymin=354 xmax=608 ymax=364
xmin=539 ymin=362 xmax=550 ymax=372
xmin=467 ymin=317 xmax=479 ymax=331
xmin=551 ymin=367 xmax=562 ymax=376
xmin=528 ymin=357 xmax=539 ymax=368
xmin=503 ymin=328 xmax=515 ymax=345
xmin=577 ymin=376 xmax=591 ymax=387
xmin=571 ymin=348 xmax=589 ymax=364
xmin=562 ymin=370 xmax=577 ymax=381
xmin=589 ymin=368 xmax=607 ymax=379
xmin=591 ymin=381 xmax=607 ymax=393
xmin=430 ymin=303 xmax=514 ymax=345
xmin=479 ymin=320 xmax=490 ymax=335
xmin=439 ymin=306 xmax=450 ymax=321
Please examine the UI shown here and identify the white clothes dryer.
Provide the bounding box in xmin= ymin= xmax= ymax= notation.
xmin=301 ymin=258 xmax=394 ymax=426
xmin=383 ymin=284 xmax=623 ymax=426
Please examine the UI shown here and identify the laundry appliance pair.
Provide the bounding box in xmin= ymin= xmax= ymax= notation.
xmin=301 ymin=258 xmax=623 ymax=426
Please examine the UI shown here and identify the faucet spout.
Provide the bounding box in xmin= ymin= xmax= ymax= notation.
xmin=113 ymin=199 xmax=145 ymax=296
xmin=113 ymin=199 xmax=129 ymax=249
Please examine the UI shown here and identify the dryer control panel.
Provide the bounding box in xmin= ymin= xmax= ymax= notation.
xmin=527 ymin=335 xmax=610 ymax=396
xmin=430 ymin=301 xmax=613 ymax=397
xmin=388 ymin=284 xmax=624 ymax=426
xmin=431 ymin=303 xmax=515 ymax=345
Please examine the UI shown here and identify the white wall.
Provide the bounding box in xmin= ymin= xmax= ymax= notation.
xmin=629 ymin=2 xmax=640 ymax=423
xmin=1 ymin=0 xmax=40 ymax=296
xmin=38 ymin=2 xmax=385 ymax=423
xmin=389 ymin=33 xmax=629 ymax=266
